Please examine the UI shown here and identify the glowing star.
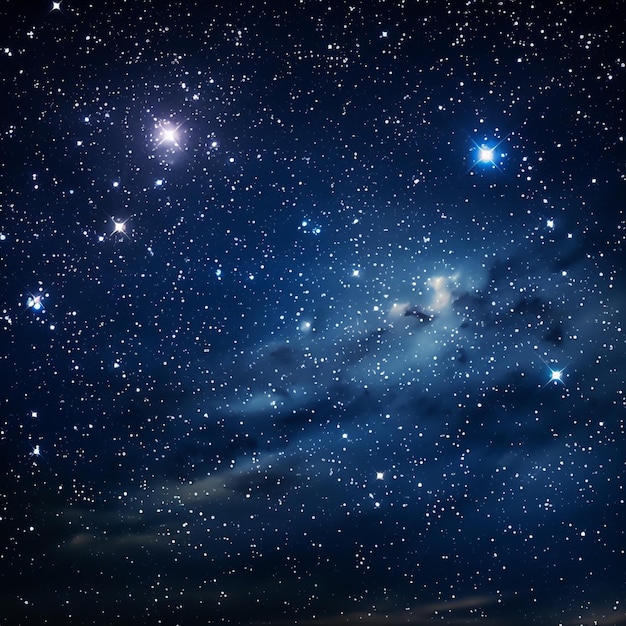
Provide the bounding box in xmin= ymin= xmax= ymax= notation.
xmin=376 ymin=472 xmax=384 ymax=480
xmin=479 ymin=146 xmax=494 ymax=163
xmin=109 ymin=217 xmax=132 ymax=240
xmin=27 ymin=294 xmax=44 ymax=311
xmin=25 ymin=287 xmax=48 ymax=312
xmin=549 ymin=368 xmax=566 ymax=384
xmin=536 ymin=351 xmax=568 ymax=387
xmin=468 ymin=132 xmax=512 ymax=172
xmin=163 ymin=127 xmax=176 ymax=143
xmin=29 ymin=444 xmax=41 ymax=458
xmin=155 ymin=120 xmax=185 ymax=149
xmin=51 ymin=1 xmax=62 ymax=11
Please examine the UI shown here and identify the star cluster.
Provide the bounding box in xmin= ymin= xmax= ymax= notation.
xmin=0 ymin=1 xmax=624 ymax=625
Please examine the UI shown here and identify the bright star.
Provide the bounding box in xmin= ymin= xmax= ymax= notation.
xmin=27 ymin=295 xmax=44 ymax=311
xmin=376 ymin=472 xmax=384 ymax=480
xmin=549 ymin=368 xmax=566 ymax=384
xmin=535 ymin=351 xmax=568 ymax=387
xmin=25 ymin=288 xmax=47 ymax=313
xmin=51 ymin=1 xmax=62 ymax=11
xmin=163 ymin=127 xmax=176 ymax=143
xmin=109 ymin=217 xmax=132 ymax=240
xmin=479 ymin=147 xmax=494 ymax=163
xmin=155 ymin=120 xmax=185 ymax=149
xmin=468 ymin=132 xmax=512 ymax=172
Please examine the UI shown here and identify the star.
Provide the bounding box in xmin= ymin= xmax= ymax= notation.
xmin=468 ymin=132 xmax=511 ymax=172
xmin=155 ymin=120 xmax=185 ymax=149
xmin=25 ymin=289 xmax=47 ymax=313
xmin=535 ymin=351 xmax=568 ymax=387
xmin=550 ymin=369 xmax=562 ymax=382
xmin=109 ymin=217 xmax=132 ymax=240
xmin=51 ymin=1 xmax=62 ymax=11
xmin=163 ymin=127 xmax=176 ymax=143
xmin=479 ymin=146 xmax=494 ymax=163
xmin=27 ymin=295 xmax=44 ymax=311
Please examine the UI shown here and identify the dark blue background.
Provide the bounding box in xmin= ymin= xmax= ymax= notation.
xmin=0 ymin=1 xmax=624 ymax=624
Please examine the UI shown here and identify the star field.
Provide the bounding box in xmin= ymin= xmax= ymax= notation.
xmin=0 ymin=1 xmax=624 ymax=625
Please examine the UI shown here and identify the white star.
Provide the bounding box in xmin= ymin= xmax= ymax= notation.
xmin=479 ymin=146 xmax=494 ymax=163
xmin=26 ymin=289 xmax=47 ymax=312
xmin=155 ymin=120 xmax=185 ymax=149
xmin=163 ymin=127 xmax=176 ymax=143
xmin=27 ymin=295 xmax=43 ymax=311
xmin=550 ymin=369 xmax=563 ymax=383
xmin=109 ymin=217 xmax=132 ymax=240
xmin=535 ymin=351 xmax=568 ymax=387
xmin=468 ymin=133 xmax=512 ymax=172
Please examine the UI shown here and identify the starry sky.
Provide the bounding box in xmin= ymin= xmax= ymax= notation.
xmin=1 ymin=1 xmax=625 ymax=624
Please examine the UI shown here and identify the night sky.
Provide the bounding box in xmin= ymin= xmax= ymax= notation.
xmin=1 ymin=1 xmax=625 ymax=624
